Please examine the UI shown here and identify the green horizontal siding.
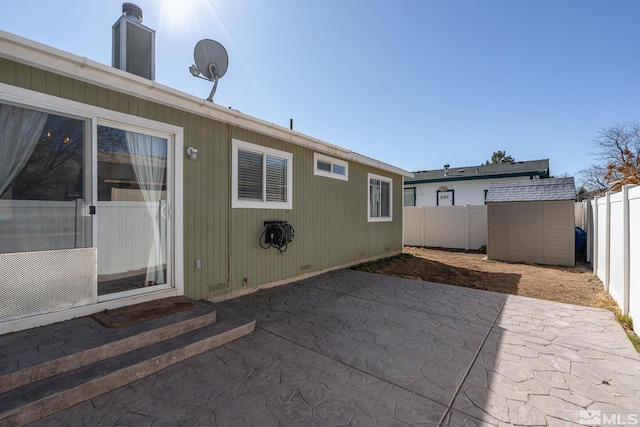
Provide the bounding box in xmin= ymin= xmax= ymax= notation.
xmin=0 ymin=58 xmax=403 ymax=301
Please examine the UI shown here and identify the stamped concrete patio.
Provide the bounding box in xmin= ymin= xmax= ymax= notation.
xmin=31 ymin=269 xmax=640 ymax=426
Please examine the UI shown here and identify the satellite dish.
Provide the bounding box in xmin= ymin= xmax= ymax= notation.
xmin=189 ymin=39 xmax=229 ymax=102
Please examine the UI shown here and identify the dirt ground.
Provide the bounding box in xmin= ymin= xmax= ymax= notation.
xmin=353 ymin=246 xmax=618 ymax=313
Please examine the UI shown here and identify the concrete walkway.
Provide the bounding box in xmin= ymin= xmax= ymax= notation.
xmin=32 ymin=270 xmax=640 ymax=426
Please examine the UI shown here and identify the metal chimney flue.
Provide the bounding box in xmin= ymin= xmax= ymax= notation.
xmin=112 ymin=2 xmax=155 ymax=80
xmin=122 ymin=2 xmax=143 ymax=23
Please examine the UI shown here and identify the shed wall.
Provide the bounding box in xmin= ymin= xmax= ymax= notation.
xmin=487 ymin=203 xmax=509 ymax=260
xmin=0 ymin=58 xmax=403 ymax=302
xmin=543 ymin=201 xmax=575 ymax=266
xmin=487 ymin=200 xmax=574 ymax=266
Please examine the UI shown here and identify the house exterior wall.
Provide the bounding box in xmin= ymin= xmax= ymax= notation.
xmin=487 ymin=200 xmax=575 ymax=266
xmin=407 ymin=176 xmax=532 ymax=207
xmin=0 ymin=57 xmax=403 ymax=307
xmin=220 ymin=127 xmax=403 ymax=300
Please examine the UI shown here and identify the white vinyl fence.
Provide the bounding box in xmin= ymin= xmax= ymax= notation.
xmin=575 ymin=201 xmax=588 ymax=231
xmin=96 ymin=201 xmax=164 ymax=275
xmin=0 ymin=200 xmax=164 ymax=277
xmin=0 ymin=200 xmax=86 ymax=253
xmin=404 ymin=205 xmax=487 ymax=250
xmin=586 ymin=185 xmax=640 ymax=324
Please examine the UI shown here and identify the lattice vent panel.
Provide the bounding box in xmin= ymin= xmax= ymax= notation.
xmin=0 ymin=248 xmax=97 ymax=322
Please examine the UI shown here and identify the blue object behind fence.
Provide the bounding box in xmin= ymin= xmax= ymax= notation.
xmin=575 ymin=227 xmax=587 ymax=256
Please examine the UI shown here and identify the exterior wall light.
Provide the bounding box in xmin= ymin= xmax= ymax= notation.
xmin=186 ymin=146 xmax=198 ymax=160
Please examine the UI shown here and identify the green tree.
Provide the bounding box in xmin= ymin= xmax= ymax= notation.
xmin=485 ymin=150 xmax=515 ymax=165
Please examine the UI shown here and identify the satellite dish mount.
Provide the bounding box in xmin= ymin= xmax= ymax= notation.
xmin=189 ymin=39 xmax=229 ymax=102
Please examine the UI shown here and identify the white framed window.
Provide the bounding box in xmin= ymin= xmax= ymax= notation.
xmin=403 ymin=187 xmax=416 ymax=206
xmin=313 ymin=153 xmax=348 ymax=181
xmin=232 ymin=139 xmax=293 ymax=209
xmin=368 ymin=173 xmax=392 ymax=222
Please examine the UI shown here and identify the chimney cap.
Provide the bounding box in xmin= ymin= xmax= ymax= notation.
xmin=122 ymin=2 xmax=143 ymax=23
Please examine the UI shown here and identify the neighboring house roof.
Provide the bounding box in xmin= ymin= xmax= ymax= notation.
xmin=486 ymin=177 xmax=576 ymax=203
xmin=405 ymin=159 xmax=549 ymax=184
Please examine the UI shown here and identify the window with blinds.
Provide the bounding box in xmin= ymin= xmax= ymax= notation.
xmin=265 ymin=155 xmax=287 ymax=202
xmin=232 ymin=139 xmax=292 ymax=209
xmin=237 ymin=150 xmax=263 ymax=200
xmin=368 ymin=173 xmax=392 ymax=221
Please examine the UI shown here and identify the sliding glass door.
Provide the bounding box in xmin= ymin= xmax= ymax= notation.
xmin=96 ymin=124 xmax=170 ymax=296
xmin=1 ymin=96 xmax=178 ymax=309
xmin=1 ymin=91 xmax=182 ymax=322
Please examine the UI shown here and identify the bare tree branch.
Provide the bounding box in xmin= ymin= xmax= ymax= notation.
xmin=588 ymin=120 xmax=640 ymax=192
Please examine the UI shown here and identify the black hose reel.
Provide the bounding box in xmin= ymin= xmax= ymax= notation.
xmin=260 ymin=220 xmax=295 ymax=254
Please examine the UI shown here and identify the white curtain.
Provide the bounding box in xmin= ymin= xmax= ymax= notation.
xmin=126 ymin=131 xmax=167 ymax=285
xmin=0 ymin=104 xmax=48 ymax=197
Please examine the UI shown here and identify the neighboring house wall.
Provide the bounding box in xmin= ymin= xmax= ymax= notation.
xmin=408 ymin=177 xmax=532 ymax=207
xmin=487 ymin=200 xmax=575 ymax=266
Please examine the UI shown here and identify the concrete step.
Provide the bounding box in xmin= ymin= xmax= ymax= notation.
xmin=0 ymin=297 xmax=217 ymax=395
xmin=0 ymin=303 xmax=255 ymax=426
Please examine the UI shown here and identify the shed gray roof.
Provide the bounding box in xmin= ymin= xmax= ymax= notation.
xmin=486 ymin=177 xmax=576 ymax=203
xmin=406 ymin=159 xmax=549 ymax=184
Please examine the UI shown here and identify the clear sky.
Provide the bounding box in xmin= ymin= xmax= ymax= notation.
xmin=2 ymin=0 xmax=639 ymax=177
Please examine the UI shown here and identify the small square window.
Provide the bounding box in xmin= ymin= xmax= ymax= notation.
xmin=314 ymin=153 xmax=348 ymax=181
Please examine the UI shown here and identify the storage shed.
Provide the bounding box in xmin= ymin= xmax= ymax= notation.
xmin=486 ymin=177 xmax=576 ymax=266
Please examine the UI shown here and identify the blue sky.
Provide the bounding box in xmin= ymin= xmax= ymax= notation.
xmin=2 ymin=0 xmax=639 ymax=177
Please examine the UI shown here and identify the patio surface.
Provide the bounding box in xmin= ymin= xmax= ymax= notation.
xmin=31 ymin=269 xmax=640 ymax=426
